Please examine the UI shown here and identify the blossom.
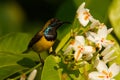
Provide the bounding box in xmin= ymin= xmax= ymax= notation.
xmin=86 ymin=24 xmax=114 ymax=50
xmin=20 ymin=69 xmax=37 ymax=80
xmin=95 ymin=45 xmax=117 ymax=64
xmin=89 ymin=60 xmax=120 ymax=80
xmin=89 ymin=18 xmax=100 ymax=29
xmin=76 ymin=2 xmax=91 ymax=26
xmin=100 ymin=45 xmax=117 ymax=63
xmin=64 ymin=36 xmax=95 ymax=61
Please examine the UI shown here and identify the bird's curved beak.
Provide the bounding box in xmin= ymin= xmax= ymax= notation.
xmin=56 ymin=21 xmax=71 ymax=29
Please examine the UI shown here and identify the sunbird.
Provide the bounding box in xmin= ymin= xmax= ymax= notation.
xmin=24 ymin=18 xmax=70 ymax=63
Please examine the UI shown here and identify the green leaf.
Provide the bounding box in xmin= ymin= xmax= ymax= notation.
xmin=41 ymin=55 xmax=61 ymax=80
xmin=109 ymin=0 xmax=120 ymax=40
xmin=0 ymin=64 xmax=25 ymax=80
xmin=0 ymin=33 xmax=40 ymax=79
xmin=0 ymin=51 xmax=39 ymax=79
xmin=0 ymin=52 xmax=26 ymax=79
xmin=55 ymin=32 xmax=71 ymax=53
xmin=0 ymin=32 xmax=31 ymax=53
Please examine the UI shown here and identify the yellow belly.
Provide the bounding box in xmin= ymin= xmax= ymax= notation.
xmin=32 ymin=36 xmax=54 ymax=52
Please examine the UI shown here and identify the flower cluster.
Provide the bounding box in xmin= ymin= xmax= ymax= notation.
xmin=64 ymin=2 xmax=120 ymax=80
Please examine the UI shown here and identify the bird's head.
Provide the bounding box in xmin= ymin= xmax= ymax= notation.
xmin=48 ymin=18 xmax=70 ymax=30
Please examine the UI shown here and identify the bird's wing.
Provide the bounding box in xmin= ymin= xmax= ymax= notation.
xmin=28 ymin=31 xmax=43 ymax=48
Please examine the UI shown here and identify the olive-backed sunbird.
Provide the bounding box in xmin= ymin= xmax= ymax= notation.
xmin=24 ymin=18 xmax=69 ymax=62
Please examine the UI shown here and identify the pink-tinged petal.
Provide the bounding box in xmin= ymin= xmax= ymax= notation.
xmin=89 ymin=72 xmax=105 ymax=80
xmin=86 ymin=32 xmax=97 ymax=42
xmin=74 ymin=49 xmax=83 ymax=61
xmin=97 ymin=24 xmax=107 ymax=38
xmin=96 ymin=60 xmax=108 ymax=73
xmin=75 ymin=36 xmax=85 ymax=45
xmin=108 ymin=63 xmax=120 ymax=78
xmin=83 ymin=46 xmax=95 ymax=54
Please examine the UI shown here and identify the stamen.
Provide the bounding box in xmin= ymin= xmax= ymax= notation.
xmin=70 ymin=40 xmax=75 ymax=45
xmin=109 ymin=72 xmax=112 ymax=78
xmin=99 ymin=23 xmax=105 ymax=28
xmin=78 ymin=46 xmax=84 ymax=51
xmin=83 ymin=11 xmax=90 ymax=20
xmin=98 ymin=75 xmax=104 ymax=78
xmin=102 ymin=70 xmax=108 ymax=75
xmin=75 ymin=50 xmax=81 ymax=61
xmin=101 ymin=38 xmax=104 ymax=42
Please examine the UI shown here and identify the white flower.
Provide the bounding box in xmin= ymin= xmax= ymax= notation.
xmin=89 ymin=18 xmax=100 ymax=29
xmin=76 ymin=2 xmax=91 ymax=26
xmin=100 ymin=45 xmax=117 ymax=63
xmin=64 ymin=36 xmax=95 ymax=61
xmin=20 ymin=69 xmax=37 ymax=80
xmin=28 ymin=69 xmax=37 ymax=80
xmin=86 ymin=24 xmax=114 ymax=50
xmin=89 ymin=60 xmax=120 ymax=80
xmin=95 ymin=45 xmax=117 ymax=64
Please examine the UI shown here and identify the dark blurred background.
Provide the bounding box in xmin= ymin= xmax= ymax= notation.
xmin=0 ymin=0 xmax=66 ymax=36
xmin=1 ymin=0 xmax=109 ymax=37
xmin=17 ymin=0 xmax=64 ymax=22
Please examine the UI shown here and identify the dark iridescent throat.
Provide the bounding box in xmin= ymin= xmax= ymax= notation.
xmin=44 ymin=26 xmax=57 ymax=41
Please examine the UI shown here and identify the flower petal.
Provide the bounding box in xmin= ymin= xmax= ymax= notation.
xmin=77 ymin=9 xmax=90 ymax=26
xmin=75 ymin=36 xmax=85 ymax=45
xmin=77 ymin=2 xmax=85 ymax=13
xmin=28 ymin=69 xmax=37 ymax=80
xmin=108 ymin=63 xmax=120 ymax=78
xmin=20 ymin=74 xmax=26 ymax=80
xmin=96 ymin=60 xmax=108 ymax=73
xmin=74 ymin=49 xmax=83 ymax=61
xmin=102 ymin=39 xmax=114 ymax=47
xmin=107 ymin=28 xmax=113 ymax=34
xmin=89 ymin=72 xmax=105 ymax=80
xmin=103 ymin=50 xmax=115 ymax=61
xmin=77 ymin=2 xmax=90 ymax=26
xmin=97 ymin=24 xmax=107 ymax=38
xmin=86 ymin=31 xmax=97 ymax=42
xmin=64 ymin=45 xmax=73 ymax=55
xmin=83 ymin=46 xmax=95 ymax=54
xmin=104 ymin=56 xmax=117 ymax=63
xmin=84 ymin=53 xmax=93 ymax=60
xmin=90 ymin=18 xmax=100 ymax=29
xmin=101 ymin=45 xmax=112 ymax=56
